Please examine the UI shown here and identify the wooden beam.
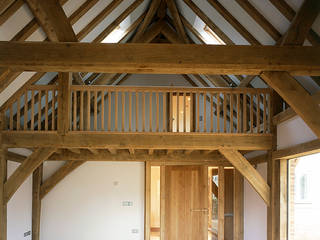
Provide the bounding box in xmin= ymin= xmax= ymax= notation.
xmin=40 ymin=161 xmax=84 ymax=199
xmin=76 ymin=0 xmax=124 ymax=41
xmin=0 ymin=147 xmax=7 ymax=240
xmin=0 ymin=1 xmax=24 ymax=26
xmin=238 ymin=75 xmax=256 ymax=88
xmin=57 ymin=73 xmax=72 ymax=135
xmin=68 ymin=0 xmax=99 ymax=25
xmin=281 ymin=0 xmax=320 ymax=45
xmin=25 ymin=0 xmax=77 ymax=42
xmin=88 ymin=148 xmax=99 ymax=155
xmin=261 ymin=71 xmax=320 ymax=138
xmin=49 ymin=149 xmax=228 ymax=164
xmin=72 ymin=72 xmax=83 ymax=85
xmin=273 ymin=91 xmax=320 ymax=124
xmin=7 ymin=150 xmax=25 ymax=163
xmin=6 ymin=147 xmax=264 ymax=166
xmin=166 ymin=0 xmax=189 ymax=43
xmin=180 ymin=14 xmax=206 ymax=44
xmin=1 ymin=42 xmax=320 ymax=75
xmin=183 ymin=0 xmax=233 ymax=45
xmin=279 ymin=160 xmax=287 ymax=240
xmin=218 ymin=166 xmax=225 ymax=240
xmin=207 ymin=0 xmax=260 ymax=45
xmin=235 ymin=0 xmax=281 ymax=41
xmin=144 ymin=162 xmax=151 ymax=240
xmin=32 ymin=165 xmax=42 ymax=240
xmin=136 ymin=20 xmax=165 ymax=43
xmin=233 ymin=170 xmax=244 ymax=240
xmin=273 ymin=138 xmax=320 ymax=160
xmin=4 ymin=147 xmax=56 ymax=203
xmin=93 ymin=0 xmax=144 ymax=43
xmin=0 ymin=0 xmax=97 ymax=108
xmin=119 ymin=12 xmax=146 ymax=42
xmin=220 ymin=149 xmax=270 ymax=206
xmin=2 ymin=132 xmax=272 ymax=150
xmin=132 ymin=0 xmax=161 ymax=42
xmin=161 ymin=23 xmax=184 ymax=43
xmin=270 ymin=0 xmax=320 ymax=45
xmin=0 ymin=0 xmax=15 ymax=15
xmin=108 ymin=148 xmax=117 ymax=155
xmin=248 ymin=153 xmax=268 ymax=165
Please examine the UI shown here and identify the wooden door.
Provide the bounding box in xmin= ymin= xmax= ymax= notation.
xmin=163 ymin=165 xmax=208 ymax=240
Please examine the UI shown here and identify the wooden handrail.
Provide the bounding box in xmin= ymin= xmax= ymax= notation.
xmin=2 ymin=85 xmax=272 ymax=134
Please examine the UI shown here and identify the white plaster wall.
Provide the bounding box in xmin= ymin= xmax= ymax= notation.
xmin=7 ymin=161 xmax=33 ymax=240
xmin=6 ymin=161 xmax=145 ymax=240
xmin=40 ymin=161 xmax=145 ymax=240
xmin=244 ymin=114 xmax=317 ymax=240
xmin=244 ymin=163 xmax=267 ymax=240
xmin=277 ymin=116 xmax=317 ymax=150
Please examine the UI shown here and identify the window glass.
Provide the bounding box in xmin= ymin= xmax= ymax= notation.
xmin=288 ymin=153 xmax=320 ymax=240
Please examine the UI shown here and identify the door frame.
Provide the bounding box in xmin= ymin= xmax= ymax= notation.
xmin=145 ymin=163 xmax=244 ymax=240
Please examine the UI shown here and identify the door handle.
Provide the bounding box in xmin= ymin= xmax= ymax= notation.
xmin=190 ymin=208 xmax=208 ymax=212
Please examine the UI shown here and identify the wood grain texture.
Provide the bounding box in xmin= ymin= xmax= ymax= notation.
xmin=2 ymin=132 xmax=273 ymax=150
xmin=4 ymin=147 xmax=56 ymax=203
xmin=235 ymin=0 xmax=281 ymax=41
xmin=220 ymin=149 xmax=270 ymax=206
xmin=25 ymin=0 xmax=77 ymax=42
xmin=131 ymin=0 xmax=161 ymax=42
xmin=272 ymin=138 xmax=320 ymax=160
xmin=281 ymin=0 xmax=320 ymax=45
xmin=40 ymin=161 xmax=84 ymax=199
xmin=57 ymin=73 xmax=72 ymax=135
xmin=164 ymin=165 xmax=208 ymax=240
xmin=261 ymin=71 xmax=320 ymax=138
xmin=218 ymin=166 xmax=224 ymax=240
xmin=32 ymin=165 xmax=43 ymax=240
xmin=207 ymin=0 xmax=260 ymax=45
xmin=0 ymin=147 xmax=7 ymax=240
xmin=233 ymin=170 xmax=244 ymax=240
xmin=0 ymin=42 xmax=319 ymax=75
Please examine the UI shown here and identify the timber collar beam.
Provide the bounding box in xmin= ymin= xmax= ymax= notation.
xmin=1 ymin=132 xmax=273 ymax=150
xmin=0 ymin=42 xmax=320 ymax=75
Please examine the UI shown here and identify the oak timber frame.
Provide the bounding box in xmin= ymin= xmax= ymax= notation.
xmin=1 ymin=0 xmax=320 ymax=240
xmin=0 ymin=44 xmax=319 ymax=240
xmin=0 ymin=74 xmax=275 ymax=240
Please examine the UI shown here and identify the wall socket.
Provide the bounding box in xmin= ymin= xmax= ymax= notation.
xmin=131 ymin=229 xmax=139 ymax=234
xmin=24 ymin=231 xmax=31 ymax=237
xmin=122 ymin=201 xmax=133 ymax=206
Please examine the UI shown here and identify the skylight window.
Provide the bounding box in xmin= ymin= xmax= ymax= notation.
xmin=203 ymin=25 xmax=225 ymax=45
xmin=102 ymin=26 xmax=125 ymax=43
xmin=193 ymin=16 xmax=225 ymax=45
xmin=102 ymin=16 xmax=131 ymax=43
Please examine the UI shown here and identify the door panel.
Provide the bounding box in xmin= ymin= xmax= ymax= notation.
xmin=164 ymin=166 xmax=208 ymax=240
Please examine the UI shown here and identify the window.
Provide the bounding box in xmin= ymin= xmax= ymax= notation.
xmin=288 ymin=153 xmax=320 ymax=240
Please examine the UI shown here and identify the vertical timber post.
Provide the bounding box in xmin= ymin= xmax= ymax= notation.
xmin=233 ymin=170 xmax=244 ymax=240
xmin=218 ymin=166 xmax=225 ymax=240
xmin=145 ymin=162 xmax=151 ymax=240
xmin=32 ymin=165 xmax=43 ymax=240
xmin=267 ymin=91 xmax=282 ymax=240
xmin=0 ymin=112 xmax=7 ymax=240
xmin=279 ymin=159 xmax=288 ymax=240
xmin=58 ymin=72 xmax=72 ymax=135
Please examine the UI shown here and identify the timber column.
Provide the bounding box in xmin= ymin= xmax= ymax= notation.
xmin=0 ymin=112 xmax=7 ymax=240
